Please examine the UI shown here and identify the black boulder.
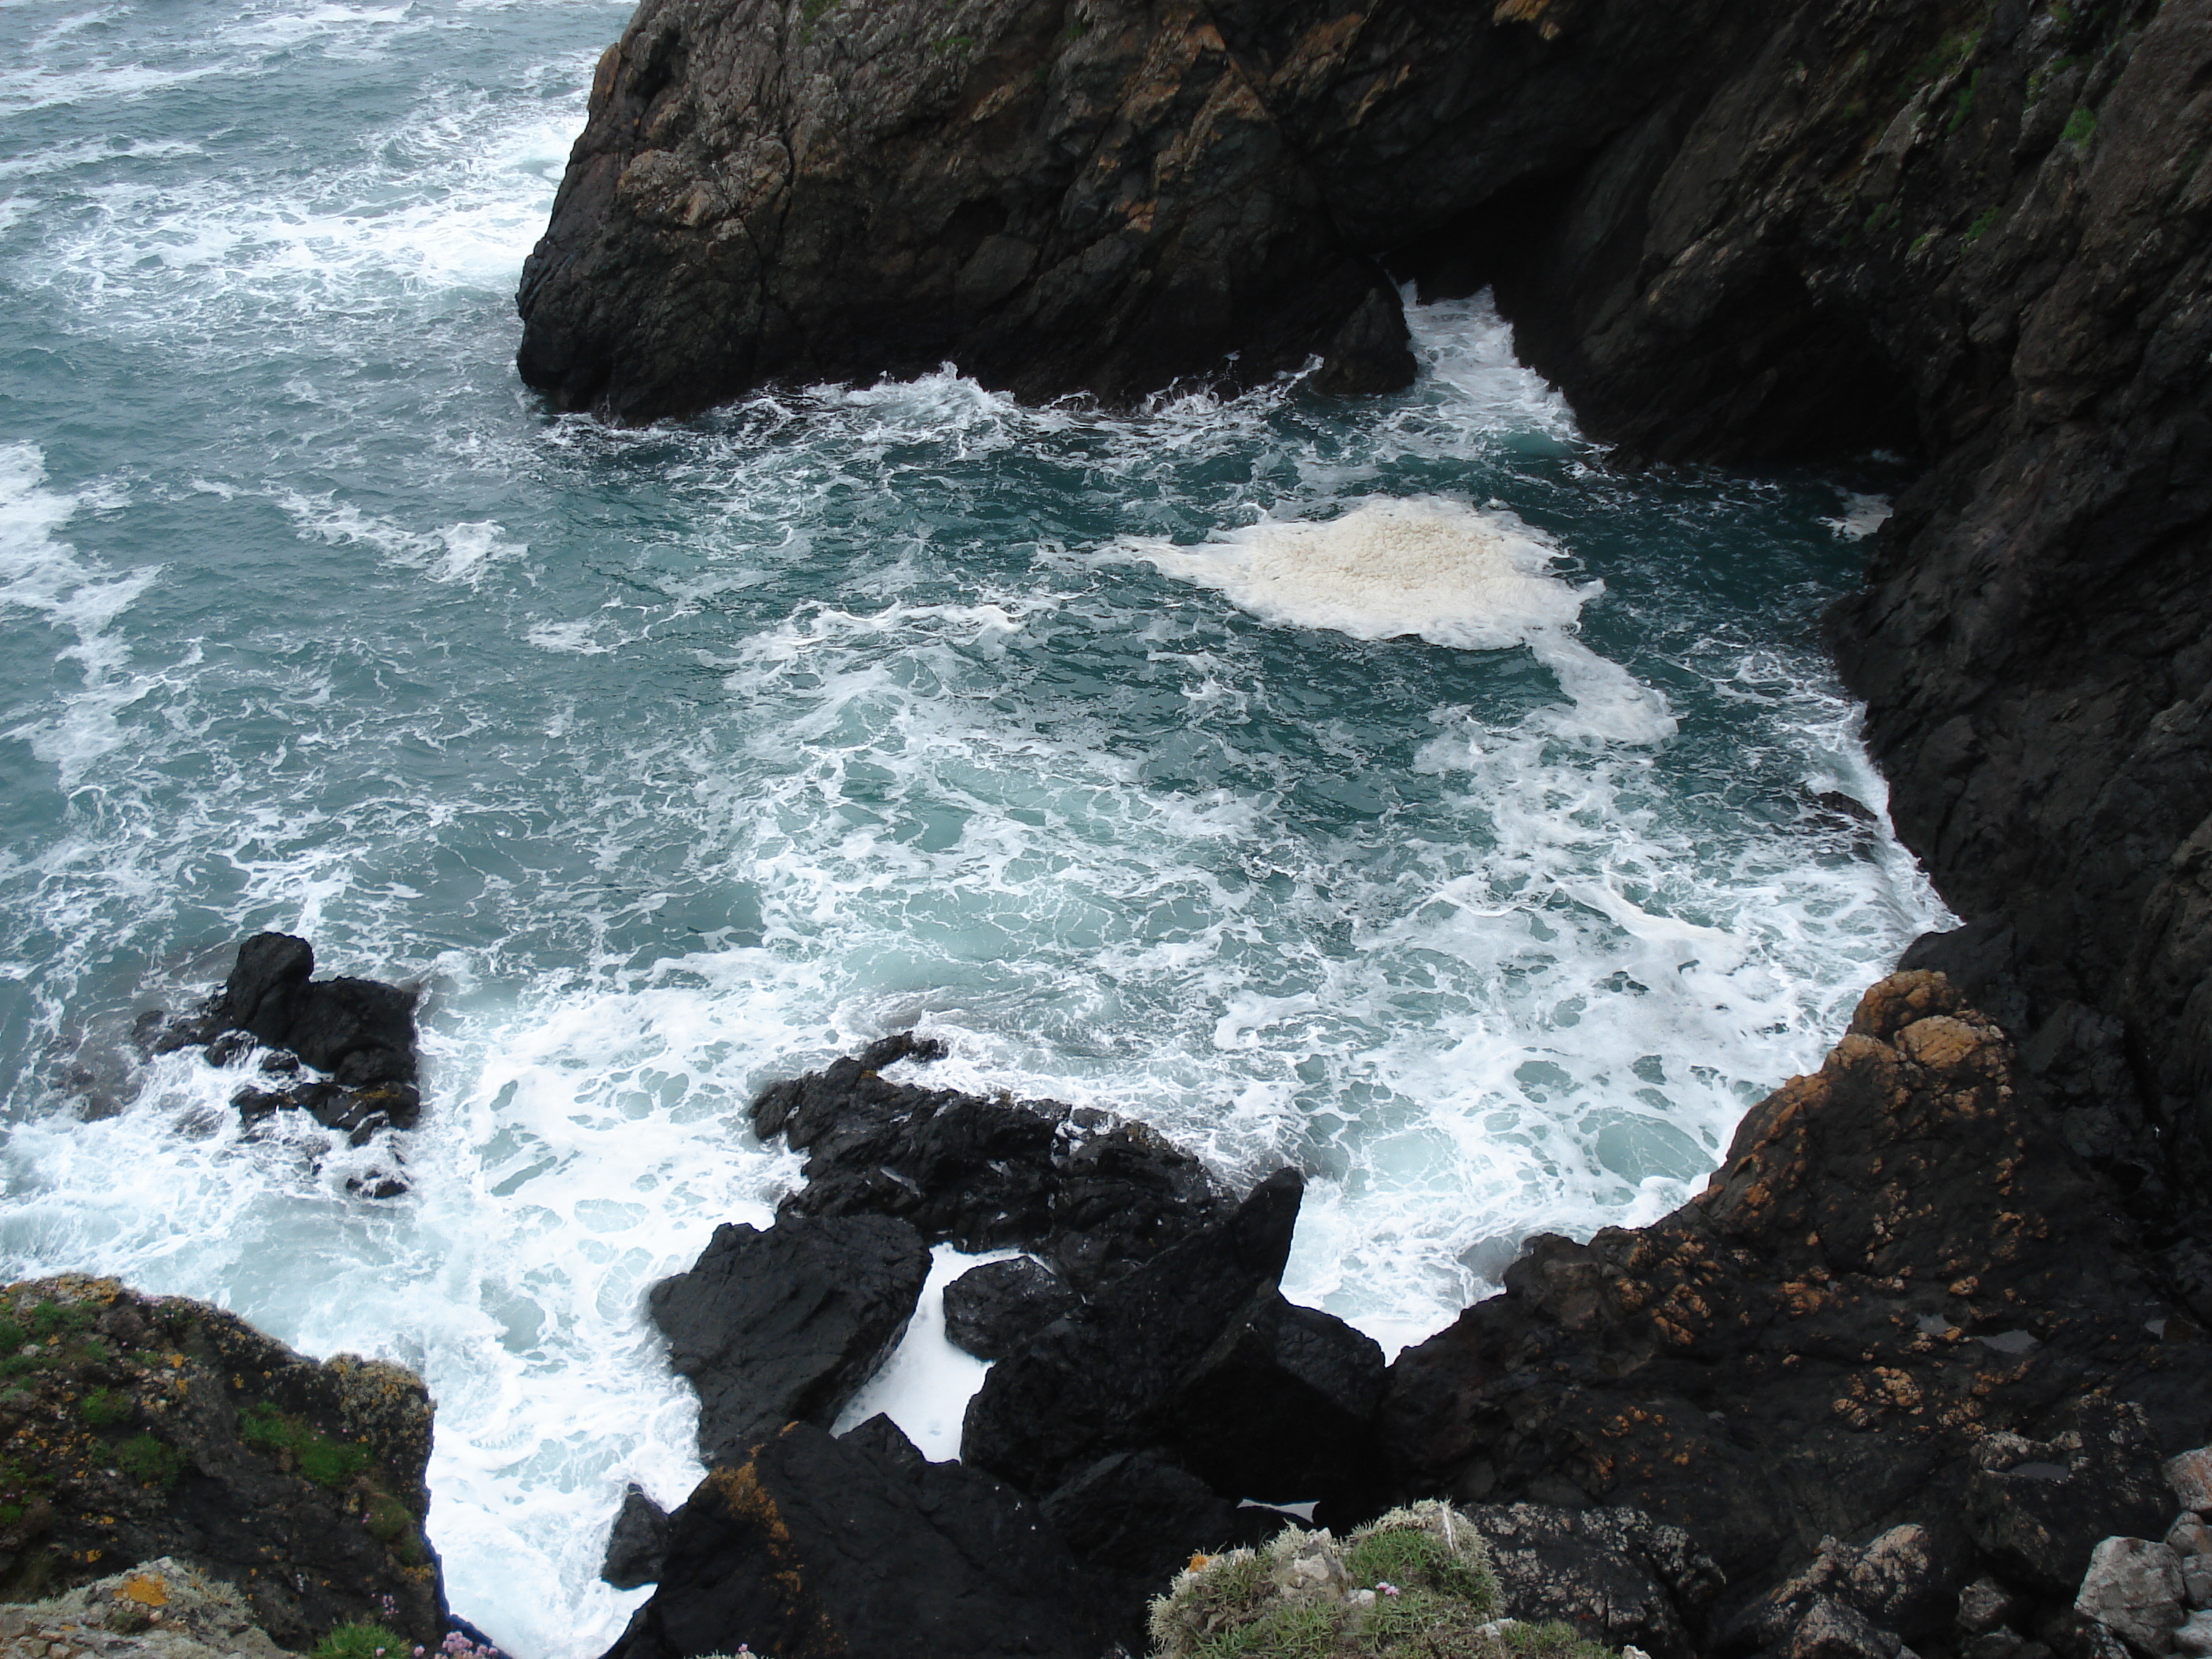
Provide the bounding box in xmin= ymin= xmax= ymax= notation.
xmin=648 ymin=1214 xmax=931 ymax=1466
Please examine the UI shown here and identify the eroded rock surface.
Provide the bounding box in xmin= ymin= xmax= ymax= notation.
xmin=1382 ymin=972 xmax=2212 ymax=1607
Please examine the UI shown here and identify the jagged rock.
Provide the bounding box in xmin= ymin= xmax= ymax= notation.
xmin=961 ymin=1168 xmax=1388 ymax=1521
xmin=1381 ymin=972 xmax=2212 ymax=1597
xmin=153 ymin=932 xmax=423 ymax=1142
xmin=2168 ymin=1517 xmax=2212 ymax=1557
xmin=599 ymin=1417 xmax=1111 ymax=1659
xmin=943 ymin=1256 xmax=1080 ymax=1361
xmin=2175 ymin=1611 xmax=2212 ymax=1657
xmin=0 ymin=1276 xmax=442 ymax=1647
xmin=1461 ymin=1502 xmax=1724 ymax=1659
xmin=1790 ymin=1596 xmax=1903 ymax=1659
xmin=600 ymin=1483 xmax=672 ymax=1590
xmin=1969 ymin=1404 xmax=2177 ymax=1595
xmin=749 ymin=1035 xmax=1231 ymax=1293
xmin=1849 ymin=1525 xmax=1954 ymax=1637
xmin=647 ymin=1213 xmax=930 ymax=1465
xmin=2075 ymin=1537 xmax=2185 ymax=1654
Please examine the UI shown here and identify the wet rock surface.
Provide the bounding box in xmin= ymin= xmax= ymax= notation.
xmin=647 ymin=1212 xmax=931 ymax=1465
xmin=750 ymin=1032 xmax=1231 ymax=1291
xmin=0 ymin=1275 xmax=443 ymax=1649
xmin=1382 ymin=973 xmax=2212 ymax=1617
xmin=961 ymin=1166 xmax=1390 ymax=1525
xmin=943 ymin=1255 xmax=1081 ymax=1361
xmin=149 ymin=932 xmax=423 ymax=1153
xmin=599 ymin=1483 xmax=672 ymax=1590
xmin=599 ymin=1416 xmax=1112 ymax=1659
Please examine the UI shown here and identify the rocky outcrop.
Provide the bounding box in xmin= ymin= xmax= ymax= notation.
xmin=750 ymin=1031 xmax=1232 ymax=1291
xmin=599 ymin=1416 xmax=1114 ymax=1659
xmin=0 ymin=1276 xmax=443 ymax=1650
xmin=647 ymin=1211 xmax=931 ymax=1464
xmin=1382 ymin=972 xmax=2212 ymax=1647
xmin=961 ymin=1167 xmax=1391 ymax=1526
xmin=148 ymin=932 xmax=424 ymax=1154
xmin=0 ymin=1557 xmax=290 ymax=1659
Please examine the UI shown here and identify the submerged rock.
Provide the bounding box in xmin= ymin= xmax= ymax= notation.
xmin=0 ymin=1275 xmax=443 ymax=1648
xmin=647 ymin=1212 xmax=931 ymax=1465
xmin=599 ymin=1416 xmax=1111 ymax=1659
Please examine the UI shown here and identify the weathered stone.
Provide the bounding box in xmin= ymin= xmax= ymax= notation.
xmin=599 ymin=1417 xmax=1111 ymax=1659
xmin=2171 ymin=1450 xmax=2212 ymax=1515
xmin=0 ymin=1276 xmax=441 ymax=1648
xmin=1959 ymin=1577 xmax=2022 ymax=1636
xmin=600 ymin=1483 xmax=672 ymax=1590
xmin=1970 ymin=1405 xmax=2177 ymax=1595
xmin=1849 ymin=1525 xmax=1954 ymax=1638
xmin=2174 ymin=1610 xmax=2212 ymax=1657
xmin=2077 ymin=1537 xmax=2187 ymax=1655
xmin=1383 ymin=973 xmax=2211 ymax=1594
xmin=647 ymin=1213 xmax=930 ymax=1465
xmin=2169 ymin=1516 xmax=2212 ymax=1558
xmin=1791 ymin=1597 xmax=1903 ymax=1659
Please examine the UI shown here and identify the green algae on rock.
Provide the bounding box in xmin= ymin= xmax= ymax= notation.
xmin=0 ymin=1276 xmax=444 ymax=1650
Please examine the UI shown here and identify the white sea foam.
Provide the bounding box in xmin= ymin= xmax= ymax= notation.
xmin=1823 ymin=492 xmax=1894 ymax=540
xmin=0 ymin=443 xmax=159 ymax=788
xmin=1133 ymin=497 xmax=1678 ymax=745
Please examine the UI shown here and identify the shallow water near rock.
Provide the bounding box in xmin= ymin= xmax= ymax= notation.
xmin=0 ymin=1 xmax=1945 ymax=1652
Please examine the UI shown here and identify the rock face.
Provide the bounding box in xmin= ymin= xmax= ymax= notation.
xmin=0 ymin=1276 xmax=443 ymax=1649
xmin=599 ymin=1416 xmax=1112 ymax=1659
xmin=1382 ymin=972 xmax=2212 ymax=1606
xmin=647 ymin=1212 xmax=931 ymax=1464
xmin=1464 ymin=1503 xmax=1724 ymax=1659
xmin=515 ymin=0 xmax=1419 ymax=419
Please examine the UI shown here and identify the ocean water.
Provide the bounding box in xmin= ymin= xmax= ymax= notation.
xmin=0 ymin=0 xmax=1946 ymax=1652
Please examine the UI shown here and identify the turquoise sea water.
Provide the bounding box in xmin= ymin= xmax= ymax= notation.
xmin=0 ymin=0 xmax=1946 ymax=1650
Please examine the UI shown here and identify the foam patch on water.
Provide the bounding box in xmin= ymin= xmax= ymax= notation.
xmin=1823 ymin=492 xmax=1894 ymax=541
xmin=1133 ymin=497 xmax=1677 ymax=745
xmin=0 ymin=443 xmax=160 ymax=787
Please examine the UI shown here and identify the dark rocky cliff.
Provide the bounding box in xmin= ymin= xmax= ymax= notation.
xmin=518 ymin=0 xmax=2212 ymax=1284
